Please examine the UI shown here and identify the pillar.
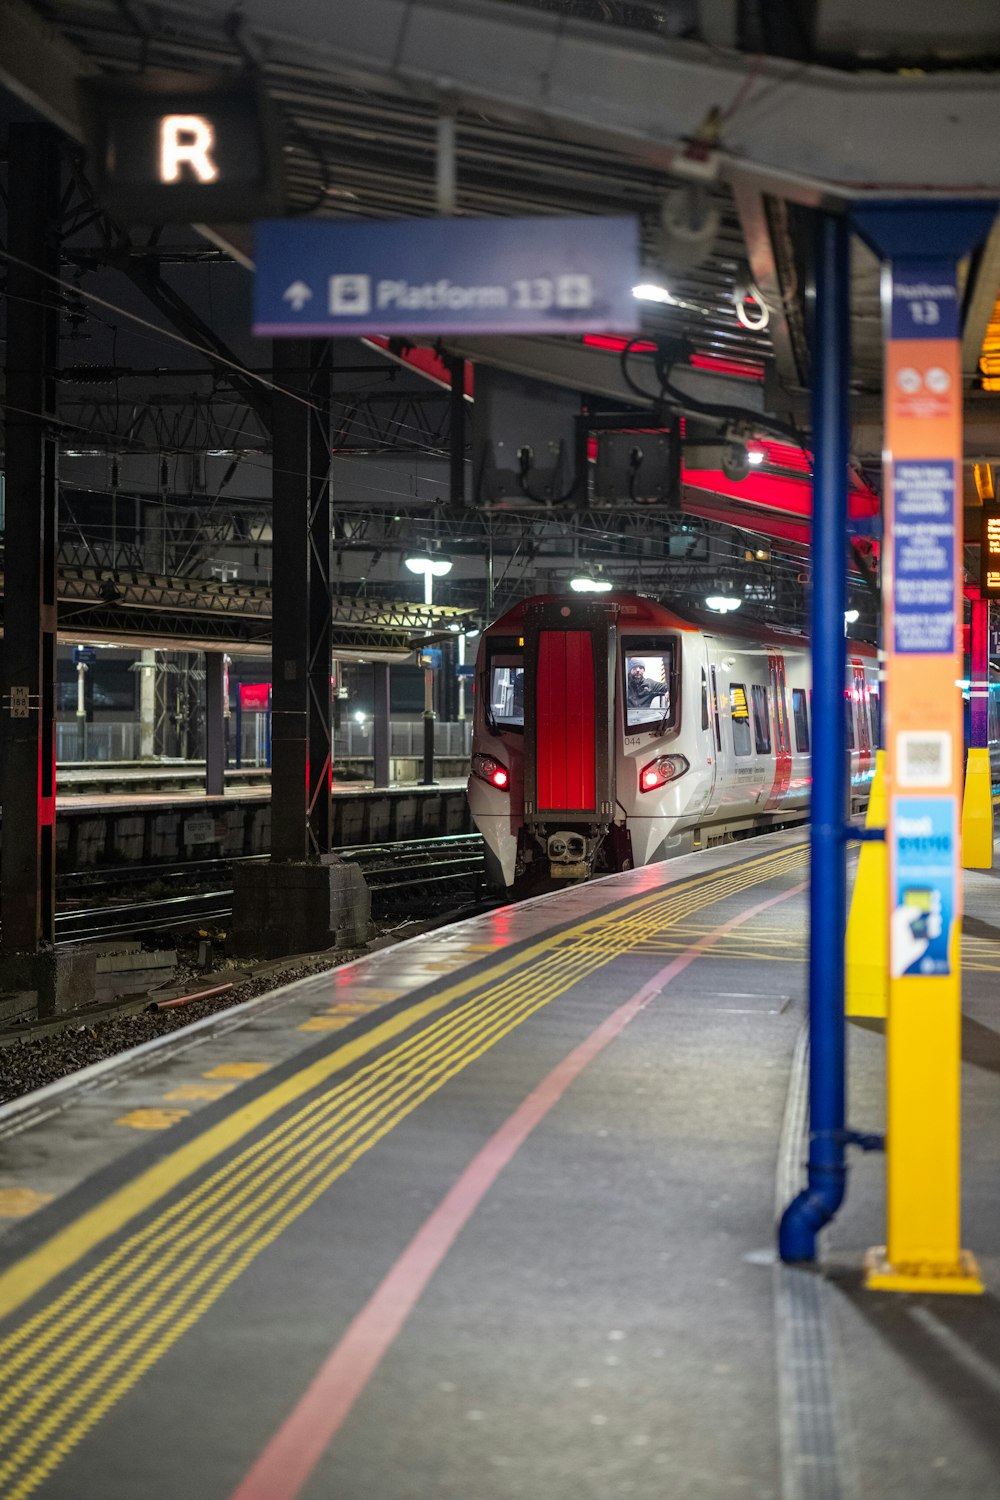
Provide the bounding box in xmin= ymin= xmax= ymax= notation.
xmin=779 ymin=212 xmax=851 ymax=1262
xmin=372 ymin=661 xmax=391 ymax=789
xmin=205 ymin=651 xmax=225 ymax=796
xmin=0 ymin=124 xmax=60 ymax=956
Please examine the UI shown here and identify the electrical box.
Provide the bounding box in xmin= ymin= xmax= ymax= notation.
xmin=471 ymin=368 xmax=582 ymax=508
xmin=592 ymin=425 xmax=679 ymax=506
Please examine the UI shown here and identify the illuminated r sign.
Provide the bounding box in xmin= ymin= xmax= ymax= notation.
xmin=159 ymin=115 xmax=219 ymax=184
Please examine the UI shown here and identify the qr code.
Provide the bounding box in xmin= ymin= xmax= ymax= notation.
xmin=897 ymin=731 xmax=951 ymax=788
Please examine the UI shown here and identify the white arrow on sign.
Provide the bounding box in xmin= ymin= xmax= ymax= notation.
xmin=282 ymin=280 xmax=313 ymax=312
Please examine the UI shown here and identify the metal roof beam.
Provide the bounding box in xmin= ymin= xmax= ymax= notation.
xmin=172 ymin=0 xmax=1000 ymax=201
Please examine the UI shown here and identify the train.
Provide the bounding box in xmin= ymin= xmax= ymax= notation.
xmin=467 ymin=592 xmax=879 ymax=894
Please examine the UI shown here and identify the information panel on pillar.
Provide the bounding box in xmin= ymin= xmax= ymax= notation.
xmin=980 ymin=508 xmax=1000 ymax=597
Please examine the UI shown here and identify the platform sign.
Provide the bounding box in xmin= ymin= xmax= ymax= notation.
xmin=80 ymin=72 xmax=284 ymax=221
xmin=253 ymin=215 xmax=641 ymax=338
xmin=870 ymin=249 xmax=980 ymax=1293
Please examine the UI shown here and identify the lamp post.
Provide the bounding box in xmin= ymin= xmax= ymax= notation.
xmin=405 ymin=553 xmax=453 ymax=785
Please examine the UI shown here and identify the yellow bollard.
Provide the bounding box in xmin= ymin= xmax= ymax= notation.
xmin=961 ymin=747 xmax=994 ymax=869
xmin=845 ymin=750 xmax=888 ymax=1019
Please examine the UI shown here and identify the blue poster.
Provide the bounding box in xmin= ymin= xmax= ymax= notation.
xmin=891 ymin=797 xmax=955 ymax=977
xmin=890 ymin=261 xmax=959 ymax=340
xmin=892 ymin=459 xmax=955 ymax=655
xmin=253 ymin=214 xmax=640 ymax=337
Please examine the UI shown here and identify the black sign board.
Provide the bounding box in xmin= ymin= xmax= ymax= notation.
xmin=79 ymin=71 xmax=284 ymax=222
xmin=981 ymin=507 xmax=1000 ymax=597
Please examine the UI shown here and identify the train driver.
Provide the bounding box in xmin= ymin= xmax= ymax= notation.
xmin=627 ymin=659 xmax=667 ymax=710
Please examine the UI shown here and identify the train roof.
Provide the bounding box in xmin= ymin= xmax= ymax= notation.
xmin=484 ymin=592 xmax=877 ymax=656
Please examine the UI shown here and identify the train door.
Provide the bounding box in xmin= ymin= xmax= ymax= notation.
xmin=851 ymin=660 xmax=871 ymax=785
xmin=763 ymin=653 xmax=792 ymax=811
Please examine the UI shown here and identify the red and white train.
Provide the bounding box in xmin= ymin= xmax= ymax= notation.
xmin=467 ymin=592 xmax=878 ymax=893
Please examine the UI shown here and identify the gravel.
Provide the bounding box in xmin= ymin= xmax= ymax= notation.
xmin=0 ymin=953 xmax=365 ymax=1108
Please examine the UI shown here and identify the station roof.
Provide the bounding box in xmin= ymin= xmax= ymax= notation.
xmin=1 ymin=0 xmax=999 ymax=643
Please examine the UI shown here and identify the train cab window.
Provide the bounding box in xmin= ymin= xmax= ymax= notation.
xmin=792 ymin=688 xmax=810 ymax=753
xmin=701 ymin=669 xmax=709 ymax=732
xmin=751 ymin=685 xmax=771 ymax=755
xmin=486 ymin=639 xmax=524 ymax=731
xmin=623 ymin=638 xmax=676 ymax=730
xmin=730 ymin=683 xmax=752 ymax=757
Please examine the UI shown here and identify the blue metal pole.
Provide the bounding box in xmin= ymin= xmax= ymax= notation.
xmin=779 ymin=212 xmax=851 ymax=1262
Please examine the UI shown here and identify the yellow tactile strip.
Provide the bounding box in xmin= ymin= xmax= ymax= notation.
xmin=0 ymin=844 xmax=807 ymax=1500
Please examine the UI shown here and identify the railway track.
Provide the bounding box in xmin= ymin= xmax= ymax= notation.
xmin=54 ymin=835 xmax=488 ymax=944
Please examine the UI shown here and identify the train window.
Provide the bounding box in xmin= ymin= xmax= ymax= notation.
xmin=869 ymin=686 xmax=881 ymax=748
xmin=844 ymin=690 xmax=854 ymax=750
xmin=623 ymin=638 xmax=677 ymax=730
xmin=730 ymin=683 xmax=752 ymax=757
xmin=751 ymin=685 xmax=771 ymax=755
xmin=701 ymin=669 xmax=709 ymax=732
xmin=710 ymin=666 xmax=722 ymax=751
xmin=792 ymin=688 xmax=810 ymax=752
xmin=486 ymin=638 xmax=524 ymax=732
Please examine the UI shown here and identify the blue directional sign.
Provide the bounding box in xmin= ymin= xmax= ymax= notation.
xmin=253 ymin=215 xmax=640 ymax=338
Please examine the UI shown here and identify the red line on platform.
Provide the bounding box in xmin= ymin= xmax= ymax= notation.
xmin=229 ymin=873 xmax=808 ymax=1500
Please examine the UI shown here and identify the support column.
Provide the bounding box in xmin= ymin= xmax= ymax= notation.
xmin=963 ymin=593 xmax=993 ymax=868
xmin=852 ymin=201 xmax=995 ymax=1294
xmin=372 ymin=662 xmax=391 ymax=789
xmin=307 ymin=342 xmax=334 ymax=852
xmin=139 ymin=649 xmax=156 ymax=758
xmin=231 ymin=341 xmax=369 ymax=957
xmin=779 ymin=212 xmax=851 ymax=1262
xmin=269 ymin=338 xmax=311 ymax=860
xmin=969 ymin=596 xmax=990 ymax=749
xmin=0 ymin=124 xmax=60 ymax=959
xmin=205 ymin=651 xmax=226 ymax=797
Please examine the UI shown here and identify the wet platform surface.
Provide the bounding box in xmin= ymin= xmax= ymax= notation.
xmin=0 ymin=830 xmax=997 ymax=1499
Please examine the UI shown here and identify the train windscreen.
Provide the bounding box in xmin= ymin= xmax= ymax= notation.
xmin=486 ymin=638 xmax=524 ymax=730
xmin=623 ymin=638 xmax=677 ymax=730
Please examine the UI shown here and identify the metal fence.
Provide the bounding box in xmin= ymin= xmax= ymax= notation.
xmin=57 ymin=717 xmax=473 ymax=765
xmin=333 ymin=720 xmax=473 ymax=759
xmin=56 ymin=720 xmax=141 ymax=762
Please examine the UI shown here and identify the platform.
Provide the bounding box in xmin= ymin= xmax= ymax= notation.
xmin=0 ymin=830 xmax=997 ymax=1499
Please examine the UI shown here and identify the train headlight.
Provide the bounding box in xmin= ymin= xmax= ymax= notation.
xmin=639 ymin=754 xmax=689 ymax=792
xmin=472 ymin=752 xmax=510 ymax=791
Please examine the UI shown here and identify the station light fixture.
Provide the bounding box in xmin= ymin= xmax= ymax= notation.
xmin=404 ymin=553 xmax=453 ymax=577
xmin=747 ymin=447 xmax=766 ymax=466
xmin=632 ymin=282 xmax=676 ymax=305
xmin=704 ymin=594 xmax=742 ymax=613
xmin=845 ymin=609 xmax=860 ymax=624
xmin=569 ymin=563 xmax=613 ymax=593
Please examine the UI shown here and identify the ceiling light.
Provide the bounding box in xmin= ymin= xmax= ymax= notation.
xmin=704 ymin=595 xmax=742 ymax=613
xmin=632 ymin=283 xmax=676 ymax=305
xmin=844 ymin=609 xmax=860 ymax=623
xmin=569 ymin=574 xmax=613 ymax=593
xmin=747 ymin=448 xmax=765 ymax=466
xmin=405 ymin=554 xmax=453 ymax=577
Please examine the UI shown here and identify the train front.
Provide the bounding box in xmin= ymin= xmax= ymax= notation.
xmin=468 ymin=594 xmax=698 ymax=893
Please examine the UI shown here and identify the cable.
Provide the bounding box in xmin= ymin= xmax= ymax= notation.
xmin=618 ymin=336 xmax=812 ymax=454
